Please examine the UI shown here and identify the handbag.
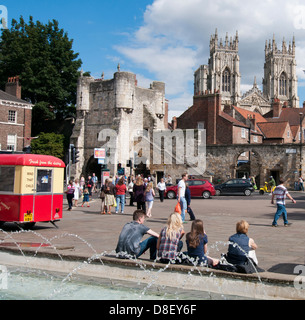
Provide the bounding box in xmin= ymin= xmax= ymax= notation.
xmin=100 ymin=190 xmax=105 ymax=199
xmin=174 ymin=202 xmax=181 ymax=214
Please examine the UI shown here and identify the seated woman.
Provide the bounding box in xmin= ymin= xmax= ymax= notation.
xmin=157 ymin=213 xmax=185 ymax=264
xmin=186 ymin=219 xmax=219 ymax=267
xmin=226 ymin=220 xmax=258 ymax=269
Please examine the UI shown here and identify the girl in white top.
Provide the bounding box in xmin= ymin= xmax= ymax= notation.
xmin=73 ymin=179 xmax=82 ymax=207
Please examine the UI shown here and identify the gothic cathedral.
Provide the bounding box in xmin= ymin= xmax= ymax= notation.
xmin=194 ymin=29 xmax=299 ymax=114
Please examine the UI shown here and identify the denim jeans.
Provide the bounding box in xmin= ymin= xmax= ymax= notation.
xmin=272 ymin=204 xmax=288 ymax=226
xmin=116 ymin=194 xmax=125 ymax=213
xmin=137 ymin=236 xmax=158 ymax=260
xmin=179 ymin=197 xmax=187 ymax=222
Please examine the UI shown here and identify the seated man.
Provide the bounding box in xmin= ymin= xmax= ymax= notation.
xmin=116 ymin=209 xmax=159 ymax=260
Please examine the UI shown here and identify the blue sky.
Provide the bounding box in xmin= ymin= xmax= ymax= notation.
xmin=2 ymin=0 xmax=305 ymax=119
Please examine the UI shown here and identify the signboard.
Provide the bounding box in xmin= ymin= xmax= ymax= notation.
xmin=101 ymin=170 xmax=110 ymax=185
xmin=94 ymin=148 xmax=106 ymax=159
xmin=286 ymin=149 xmax=297 ymax=154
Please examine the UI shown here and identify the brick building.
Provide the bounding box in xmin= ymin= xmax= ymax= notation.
xmin=0 ymin=77 xmax=33 ymax=152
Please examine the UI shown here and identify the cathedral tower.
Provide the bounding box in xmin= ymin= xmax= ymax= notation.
xmin=263 ymin=35 xmax=299 ymax=107
xmin=194 ymin=29 xmax=241 ymax=106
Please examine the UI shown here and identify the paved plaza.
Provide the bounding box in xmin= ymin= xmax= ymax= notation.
xmin=0 ymin=190 xmax=304 ymax=277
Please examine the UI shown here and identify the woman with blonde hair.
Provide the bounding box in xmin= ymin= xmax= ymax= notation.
xmin=226 ymin=220 xmax=258 ymax=267
xmin=157 ymin=212 xmax=185 ymax=263
xmin=145 ymin=182 xmax=155 ymax=218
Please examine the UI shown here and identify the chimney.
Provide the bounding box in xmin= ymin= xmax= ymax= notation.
xmin=272 ymin=98 xmax=282 ymax=118
xmin=250 ymin=114 xmax=256 ymax=130
xmin=5 ymin=76 xmax=21 ymax=99
xmin=172 ymin=117 xmax=177 ymax=130
xmin=303 ymin=101 xmax=305 ymax=109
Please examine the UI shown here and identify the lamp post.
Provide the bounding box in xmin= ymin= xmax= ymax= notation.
xmin=300 ymin=112 xmax=303 ymax=176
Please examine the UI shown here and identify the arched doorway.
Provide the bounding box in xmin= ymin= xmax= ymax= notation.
xmin=85 ymin=156 xmax=102 ymax=181
xmin=234 ymin=149 xmax=261 ymax=188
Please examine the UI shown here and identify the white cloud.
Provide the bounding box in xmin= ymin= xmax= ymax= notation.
xmin=115 ymin=0 xmax=305 ymax=116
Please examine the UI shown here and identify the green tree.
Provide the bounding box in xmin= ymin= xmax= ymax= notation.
xmin=0 ymin=16 xmax=82 ymax=119
xmin=31 ymin=132 xmax=65 ymax=159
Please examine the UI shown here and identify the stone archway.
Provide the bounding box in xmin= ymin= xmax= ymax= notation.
xmin=232 ymin=148 xmax=262 ymax=188
xmin=85 ymin=156 xmax=101 ymax=180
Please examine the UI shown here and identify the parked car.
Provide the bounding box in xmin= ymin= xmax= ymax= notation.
xmin=215 ymin=179 xmax=254 ymax=196
xmin=165 ymin=179 xmax=216 ymax=199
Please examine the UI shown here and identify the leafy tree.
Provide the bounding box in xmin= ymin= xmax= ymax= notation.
xmin=0 ymin=16 xmax=82 ymax=119
xmin=31 ymin=132 xmax=65 ymax=159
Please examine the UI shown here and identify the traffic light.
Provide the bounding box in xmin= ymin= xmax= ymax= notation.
xmin=127 ymin=160 xmax=132 ymax=168
xmin=71 ymin=145 xmax=80 ymax=164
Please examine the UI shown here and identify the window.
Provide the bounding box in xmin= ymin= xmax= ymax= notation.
xmin=197 ymin=122 xmax=204 ymax=130
xmin=7 ymin=135 xmax=16 ymax=151
xmin=8 ymin=110 xmax=16 ymax=123
xmin=287 ymin=130 xmax=290 ymax=138
xmin=241 ymin=128 xmax=246 ymax=139
xmin=36 ymin=169 xmax=53 ymax=193
xmin=279 ymin=73 xmax=287 ymax=96
xmin=0 ymin=167 xmax=15 ymax=192
xmin=253 ymin=135 xmax=258 ymax=143
xmin=222 ymin=68 xmax=231 ymax=92
xmin=193 ymin=180 xmax=206 ymax=186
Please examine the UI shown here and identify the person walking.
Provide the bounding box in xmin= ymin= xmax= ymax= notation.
xmin=299 ymin=176 xmax=304 ymax=191
xmin=103 ymin=178 xmax=116 ymax=215
xmin=92 ymin=173 xmax=98 ymax=193
xmin=145 ymin=182 xmax=155 ymax=218
xmin=66 ymin=179 xmax=75 ymax=211
xmin=133 ymin=176 xmax=146 ymax=211
xmin=115 ymin=177 xmax=127 ymax=214
xmin=87 ymin=175 xmax=93 ymax=198
xmin=177 ymin=173 xmax=188 ymax=223
xmin=185 ymin=183 xmax=196 ymax=221
xmin=271 ymin=178 xmax=296 ymax=227
xmin=128 ymin=178 xmax=135 ymax=206
xmin=73 ymin=178 xmax=82 ymax=207
xmin=81 ymin=188 xmax=90 ymax=208
xmin=157 ymin=178 xmax=166 ymax=202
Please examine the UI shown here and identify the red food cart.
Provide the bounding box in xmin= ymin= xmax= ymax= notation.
xmin=0 ymin=154 xmax=65 ymax=229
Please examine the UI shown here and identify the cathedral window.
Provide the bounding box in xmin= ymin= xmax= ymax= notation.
xmin=279 ymin=73 xmax=287 ymax=96
xmin=222 ymin=68 xmax=231 ymax=92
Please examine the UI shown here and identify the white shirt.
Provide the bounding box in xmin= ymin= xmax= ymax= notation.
xmin=178 ymin=179 xmax=186 ymax=198
xmin=157 ymin=182 xmax=166 ymax=191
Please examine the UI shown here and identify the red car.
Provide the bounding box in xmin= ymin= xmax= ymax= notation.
xmin=164 ymin=179 xmax=216 ymax=199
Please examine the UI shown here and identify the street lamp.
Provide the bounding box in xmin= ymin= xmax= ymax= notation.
xmin=300 ymin=112 xmax=303 ymax=175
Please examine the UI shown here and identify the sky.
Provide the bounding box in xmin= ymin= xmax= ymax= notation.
xmin=2 ymin=0 xmax=305 ymax=120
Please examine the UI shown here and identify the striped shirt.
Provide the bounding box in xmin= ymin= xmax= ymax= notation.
xmin=272 ymin=185 xmax=288 ymax=205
